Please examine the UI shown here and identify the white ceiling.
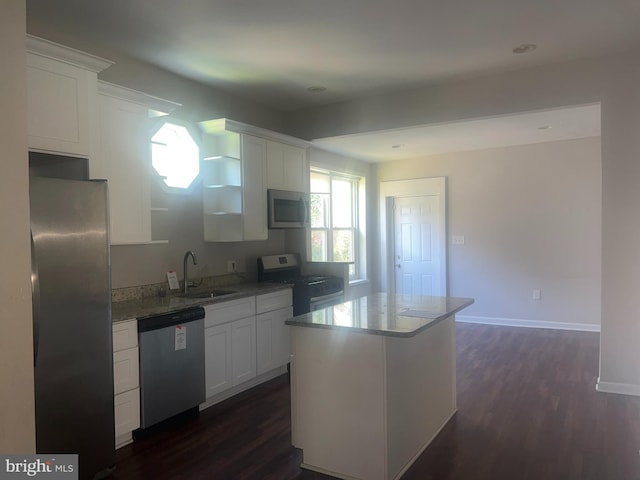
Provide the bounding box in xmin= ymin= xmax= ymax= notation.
xmin=312 ymin=104 xmax=602 ymax=163
xmin=26 ymin=1 xmax=617 ymax=161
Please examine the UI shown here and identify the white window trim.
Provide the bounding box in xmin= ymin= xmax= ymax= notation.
xmin=310 ymin=167 xmax=366 ymax=281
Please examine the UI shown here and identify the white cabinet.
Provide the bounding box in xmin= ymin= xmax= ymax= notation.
xmin=200 ymin=118 xmax=267 ymax=242
xmin=112 ymin=319 xmax=140 ymax=449
xmin=204 ymin=323 xmax=232 ymax=397
xmin=202 ymin=289 xmax=292 ymax=402
xmin=266 ymin=140 xmax=308 ymax=192
xmin=92 ymin=82 xmax=179 ymax=244
xmin=205 ymin=316 xmax=257 ymax=395
xmin=241 ymin=135 xmax=268 ymax=240
xmin=257 ymin=307 xmax=293 ymax=375
xmin=26 ymin=35 xmax=112 ymax=157
xmin=231 ymin=316 xmax=257 ymax=385
xmin=204 ymin=297 xmax=257 ymax=397
xmin=256 ymin=289 xmax=293 ymax=375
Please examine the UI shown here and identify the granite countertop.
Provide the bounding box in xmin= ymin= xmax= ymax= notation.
xmin=112 ymin=282 xmax=291 ymax=323
xmin=285 ymin=293 xmax=474 ymax=337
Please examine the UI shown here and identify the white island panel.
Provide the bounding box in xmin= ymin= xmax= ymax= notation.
xmin=288 ymin=294 xmax=473 ymax=480
xmin=292 ymin=327 xmax=387 ymax=479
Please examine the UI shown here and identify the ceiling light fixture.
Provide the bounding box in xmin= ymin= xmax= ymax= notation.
xmin=307 ymin=86 xmax=327 ymax=93
xmin=391 ymin=144 xmax=404 ymax=149
xmin=537 ymin=125 xmax=552 ymax=130
xmin=512 ymin=44 xmax=537 ymax=54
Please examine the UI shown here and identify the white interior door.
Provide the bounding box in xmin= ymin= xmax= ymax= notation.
xmin=393 ymin=195 xmax=444 ymax=295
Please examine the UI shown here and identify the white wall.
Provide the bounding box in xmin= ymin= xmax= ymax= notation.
xmin=377 ymin=137 xmax=602 ymax=330
xmin=289 ymin=50 xmax=640 ymax=395
xmin=111 ymin=184 xmax=287 ymax=287
xmin=0 ymin=0 xmax=36 ymax=453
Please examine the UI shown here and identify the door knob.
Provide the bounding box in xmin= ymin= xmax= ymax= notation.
xmin=396 ymin=264 xmax=401 ymax=268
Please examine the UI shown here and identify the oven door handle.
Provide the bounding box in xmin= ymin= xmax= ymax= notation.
xmin=309 ymin=291 xmax=344 ymax=304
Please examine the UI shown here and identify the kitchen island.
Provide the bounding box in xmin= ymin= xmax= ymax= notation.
xmin=286 ymin=293 xmax=474 ymax=480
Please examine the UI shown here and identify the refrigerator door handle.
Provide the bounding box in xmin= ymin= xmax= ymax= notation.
xmin=31 ymin=231 xmax=41 ymax=367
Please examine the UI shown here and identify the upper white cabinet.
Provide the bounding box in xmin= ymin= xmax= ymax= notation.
xmin=199 ymin=119 xmax=268 ymax=242
xmin=93 ymin=82 xmax=179 ymax=245
xmin=198 ymin=118 xmax=309 ymax=242
xmin=266 ymin=140 xmax=308 ymax=192
xmin=26 ymin=35 xmax=112 ymax=157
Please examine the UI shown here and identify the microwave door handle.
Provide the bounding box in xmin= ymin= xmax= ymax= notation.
xmin=299 ymin=197 xmax=309 ymax=226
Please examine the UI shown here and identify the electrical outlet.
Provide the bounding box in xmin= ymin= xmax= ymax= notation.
xmin=227 ymin=260 xmax=237 ymax=273
xmin=532 ymin=289 xmax=541 ymax=300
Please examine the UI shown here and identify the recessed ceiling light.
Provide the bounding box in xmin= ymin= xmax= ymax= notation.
xmin=538 ymin=125 xmax=552 ymax=130
xmin=512 ymin=44 xmax=537 ymax=54
xmin=391 ymin=144 xmax=404 ymax=149
xmin=307 ymin=86 xmax=327 ymax=93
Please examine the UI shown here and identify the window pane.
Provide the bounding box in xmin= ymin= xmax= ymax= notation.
xmin=333 ymin=229 xmax=354 ymax=263
xmin=151 ymin=122 xmax=199 ymax=189
xmin=310 ymin=193 xmax=329 ymax=228
xmin=310 ymin=171 xmax=330 ymax=193
xmin=311 ymin=230 xmax=328 ymax=261
xmin=332 ymin=178 xmax=353 ymax=228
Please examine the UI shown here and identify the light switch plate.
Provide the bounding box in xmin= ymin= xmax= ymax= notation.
xmin=452 ymin=235 xmax=465 ymax=245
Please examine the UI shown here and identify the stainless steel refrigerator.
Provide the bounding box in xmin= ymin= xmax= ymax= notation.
xmin=30 ymin=176 xmax=115 ymax=480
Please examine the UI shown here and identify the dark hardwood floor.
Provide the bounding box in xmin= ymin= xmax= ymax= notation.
xmin=112 ymin=323 xmax=640 ymax=480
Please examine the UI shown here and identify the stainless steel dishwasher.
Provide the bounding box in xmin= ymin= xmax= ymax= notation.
xmin=137 ymin=306 xmax=206 ymax=430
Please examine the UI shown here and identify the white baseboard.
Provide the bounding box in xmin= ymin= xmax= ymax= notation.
xmin=596 ymin=378 xmax=640 ymax=396
xmin=456 ymin=315 xmax=600 ymax=332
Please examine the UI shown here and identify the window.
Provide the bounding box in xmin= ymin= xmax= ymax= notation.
xmin=310 ymin=168 xmax=365 ymax=279
xmin=151 ymin=120 xmax=200 ymax=189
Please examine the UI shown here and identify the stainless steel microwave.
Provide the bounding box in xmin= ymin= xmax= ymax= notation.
xmin=268 ymin=189 xmax=310 ymax=228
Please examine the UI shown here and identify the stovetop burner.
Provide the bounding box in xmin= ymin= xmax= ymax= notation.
xmin=257 ymin=253 xmax=345 ymax=316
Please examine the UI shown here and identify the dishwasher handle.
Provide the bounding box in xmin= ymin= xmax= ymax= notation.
xmin=138 ymin=306 xmax=205 ymax=333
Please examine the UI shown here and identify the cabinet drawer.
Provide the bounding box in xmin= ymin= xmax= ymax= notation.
xmin=256 ymin=289 xmax=293 ymax=314
xmin=113 ymin=347 xmax=139 ymax=395
xmin=113 ymin=319 xmax=138 ymax=352
xmin=114 ymin=388 xmax=140 ymax=437
xmin=204 ymin=296 xmax=256 ymax=328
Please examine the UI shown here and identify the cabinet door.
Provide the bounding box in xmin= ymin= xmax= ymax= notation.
xmin=113 ymin=347 xmax=139 ymax=395
xmin=231 ymin=316 xmax=257 ymax=385
xmin=266 ymin=140 xmax=307 ymax=192
xmin=257 ymin=306 xmax=293 ymax=375
xmin=241 ymin=135 xmax=268 ymax=240
xmin=27 ymin=53 xmax=94 ymax=156
xmin=114 ymin=388 xmax=140 ymax=439
xmin=94 ymin=94 xmax=151 ymax=244
xmin=205 ymin=323 xmax=233 ymax=397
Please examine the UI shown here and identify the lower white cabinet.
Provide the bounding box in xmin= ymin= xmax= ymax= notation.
xmin=204 ymin=323 xmax=233 ymax=397
xmin=231 ymin=316 xmax=257 ymax=385
xmin=256 ymin=306 xmax=293 ymax=375
xmin=203 ymin=289 xmax=292 ymax=402
xmin=204 ymin=297 xmax=257 ymax=398
xmin=112 ymin=319 xmax=140 ymax=448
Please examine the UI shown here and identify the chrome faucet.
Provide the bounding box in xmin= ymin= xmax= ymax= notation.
xmin=183 ymin=250 xmax=198 ymax=296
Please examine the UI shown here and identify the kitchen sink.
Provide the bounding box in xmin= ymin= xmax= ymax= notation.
xmin=185 ymin=289 xmax=236 ymax=299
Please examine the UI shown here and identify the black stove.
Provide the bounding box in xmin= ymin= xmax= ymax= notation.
xmin=258 ymin=254 xmax=344 ymax=316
